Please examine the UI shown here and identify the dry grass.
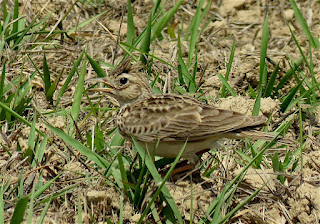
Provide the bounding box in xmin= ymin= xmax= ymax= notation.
xmin=0 ymin=0 xmax=319 ymax=223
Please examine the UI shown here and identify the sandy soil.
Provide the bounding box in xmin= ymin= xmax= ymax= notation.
xmin=1 ymin=0 xmax=320 ymax=223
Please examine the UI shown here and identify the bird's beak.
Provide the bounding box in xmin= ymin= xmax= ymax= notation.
xmin=87 ymin=77 xmax=115 ymax=93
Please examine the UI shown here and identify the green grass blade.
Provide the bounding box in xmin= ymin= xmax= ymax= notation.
xmin=275 ymin=57 xmax=303 ymax=92
xmin=119 ymin=42 xmax=175 ymax=69
xmin=12 ymin=0 xmax=19 ymax=36
xmin=0 ymin=36 xmax=5 ymax=56
xmin=26 ymin=183 xmax=36 ymax=224
xmin=185 ymin=0 xmax=210 ymax=40
xmin=37 ymin=184 xmax=77 ymax=204
xmin=2 ymin=0 xmax=8 ymax=21
xmin=308 ymin=45 xmax=317 ymax=101
xmin=283 ymin=86 xmax=315 ymax=113
xmin=139 ymin=13 xmax=151 ymax=64
xmin=217 ymin=73 xmax=236 ymax=97
xmin=45 ymin=123 xmax=110 ymax=169
xmin=152 ymin=0 xmax=162 ymax=13
xmin=177 ymin=34 xmax=197 ymax=92
xmin=42 ymin=54 xmax=52 ymax=102
xmin=264 ymin=62 xmax=279 ymax=97
xmin=248 ymin=141 xmax=263 ymax=167
xmin=10 ymin=197 xmax=29 ymax=224
xmin=288 ymin=25 xmax=320 ymax=94
xmin=95 ymin=60 xmax=116 ymax=71
xmin=135 ymin=0 xmax=159 ymax=54
xmin=2 ymin=11 xmax=12 ymax=36
xmin=30 ymin=175 xmax=60 ymax=199
xmin=12 ymin=12 xmax=46 ymax=49
xmin=13 ymin=73 xmax=33 ymax=110
xmin=192 ymin=52 xmax=198 ymax=86
xmin=77 ymin=193 xmax=82 ymax=224
xmin=221 ymin=40 xmax=236 ymax=97
xmin=132 ymin=138 xmax=183 ymax=223
xmin=288 ymin=24 xmax=311 ymax=73
xmin=0 ymin=101 xmax=44 ymax=136
xmin=106 ymin=161 xmax=125 ymax=190
xmin=67 ymin=11 xmax=108 ymax=36
xmin=29 ymin=13 xmax=51 ymax=34
xmin=126 ymin=0 xmax=135 ymax=47
xmin=32 ymin=135 xmax=48 ymax=168
xmin=210 ymin=192 xmax=225 ymax=222
xmin=212 ymin=180 xmax=241 ymax=223
xmin=295 ymin=70 xmax=309 ymax=91
xmin=272 ymin=153 xmax=280 ymax=171
xmin=203 ymin=133 xmax=283 ymax=222
xmin=260 ymin=14 xmax=268 ymax=87
xmin=150 ymin=0 xmax=184 ymax=42
xmin=56 ymin=50 xmax=85 ymax=106
xmin=187 ymin=0 xmax=205 ymax=67
xmin=205 ymin=180 xmax=241 ymax=223
xmin=25 ymin=113 xmax=36 ymax=163
xmin=0 ymin=61 xmax=6 ymax=101
xmin=47 ymin=70 xmax=63 ymax=104
xmin=87 ymin=53 xmax=107 ymax=77
xmin=252 ymin=88 xmax=262 ymax=116
xmin=299 ymin=106 xmax=304 ymax=175
xmin=71 ymin=57 xmax=86 ymax=123
xmin=219 ymin=185 xmax=264 ymax=224
xmin=133 ymin=165 xmax=148 ymax=207
xmin=108 ymin=129 xmax=125 ymax=157
xmin=150 ymin=202 xmax=161 ymax=223
xmin=37 ymin=197 xmax=52 ymax=224
xmin=117 ymin=153 xmax=134 ymax=202
xmin=27 ymin=55 xmax=42 ymax=78
xmin=280 ymin=80 xmax=303 ymax=112
xmin=252 ymin=15 xmax=268 ymax=116
xmin=289 ymin=0 xmax=320 ymax=49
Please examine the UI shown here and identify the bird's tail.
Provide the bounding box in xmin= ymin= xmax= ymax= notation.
xmin=228 ymin=130 xmax=295 ymax=145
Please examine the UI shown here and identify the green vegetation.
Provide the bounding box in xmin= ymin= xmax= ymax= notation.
xmin=0 ymin=0 xmax=319 ymax=223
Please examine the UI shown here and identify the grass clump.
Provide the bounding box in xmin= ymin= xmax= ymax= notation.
xmin=0 ymin=0 xmax=319 ymax=223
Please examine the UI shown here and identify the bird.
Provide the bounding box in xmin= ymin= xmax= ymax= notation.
xmin=90 ymin=58 xmax=291 ymax=164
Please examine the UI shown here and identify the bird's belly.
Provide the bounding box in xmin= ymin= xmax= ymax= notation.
xmin=139 ymin=138 xmax=221 ymax=160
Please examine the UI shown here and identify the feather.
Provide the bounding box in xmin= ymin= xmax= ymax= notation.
xmin=118 ymin=94 xmax=268 ymax=142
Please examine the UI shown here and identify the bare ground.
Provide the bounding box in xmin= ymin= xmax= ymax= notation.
xmin=1 ymin=0 xmax=320 ymax=223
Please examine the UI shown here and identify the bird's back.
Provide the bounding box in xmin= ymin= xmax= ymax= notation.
xmin=117 ymin=94 xmax=267 ymax=142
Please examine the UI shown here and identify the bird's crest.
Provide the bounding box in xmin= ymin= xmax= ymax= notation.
xmin=110 ymin=57 xmax=144 ymax=78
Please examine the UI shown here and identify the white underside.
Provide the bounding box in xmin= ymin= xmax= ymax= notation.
xmin=138 ymin=138 xmax=221 ymax=164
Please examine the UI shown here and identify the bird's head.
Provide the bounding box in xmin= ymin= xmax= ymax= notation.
xmin=90 ymin=59 xmax=152 ymax=106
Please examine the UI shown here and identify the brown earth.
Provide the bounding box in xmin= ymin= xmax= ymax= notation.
xmin=1 ymin=0 xmax=320 ymax=223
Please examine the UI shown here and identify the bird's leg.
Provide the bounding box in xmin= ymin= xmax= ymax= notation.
xmin=168 ymin=153 xmax=199 ymax=177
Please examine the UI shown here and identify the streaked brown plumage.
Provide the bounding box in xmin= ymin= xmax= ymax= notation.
xmin=92 ymin=59 xmax=290 ymax=163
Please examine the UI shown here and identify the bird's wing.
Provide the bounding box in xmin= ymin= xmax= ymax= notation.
xmin=189 ymin=104 xmax=267 ymax=139
xmin=118 ymin=95 xmax=266 ymax=142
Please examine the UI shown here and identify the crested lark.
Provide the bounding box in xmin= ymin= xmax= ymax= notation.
xmin=92 ymin=59 xmax=290 ymax=163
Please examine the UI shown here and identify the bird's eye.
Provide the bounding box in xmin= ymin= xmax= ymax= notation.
xmin=119 ymin=77 xmax=128 ymax=85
